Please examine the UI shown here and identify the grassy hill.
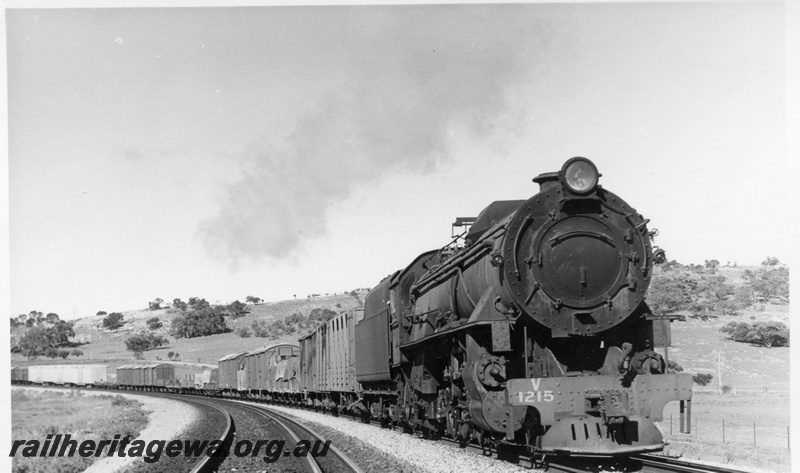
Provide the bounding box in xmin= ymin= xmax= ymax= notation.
xmin=11 ymin=292 xmax=364 ymax=369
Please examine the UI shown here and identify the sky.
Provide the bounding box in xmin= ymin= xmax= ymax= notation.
xmin=3 ymin=1 xmax=796 ymax=321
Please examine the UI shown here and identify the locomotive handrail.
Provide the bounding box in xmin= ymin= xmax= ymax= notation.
xmin=412 ymin=222 xmax=508 ymax=295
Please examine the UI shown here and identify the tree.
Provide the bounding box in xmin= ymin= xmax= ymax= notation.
xmin=96 ymin=311 xmax=107 ymax=316
xmin=308 ymin=308 xmax=337 ymax=325
xmin=58 ymin=350 xmax=70 ymax=359
xmin=169 ymin=307 xmax=229 ymax=339
xmin=167 ymin=351 xmax=175 ymax=360
xmin=125 ymin=332 xmax=168 ymax=352
xmin=693 ymin=373 xmax=713 ymax=386
xmin=226 ymin=301 xmax=249 ymax=318
xmin=762 ymin=256 xmax=780 ymax=266
xmin=246 ymin=295 xmax=262 ymax=304
xmin=103 ymin=312 xmax=124 ymax=330
xmin=16 ymin=322 xmax=75 ymax=358
xmin=44 ymin=347 xmax=60 ymax=359
xmin=748 ymin=266 xmax=789 ymax=301
xmin=720 ymin=321 xmax=789 ymax=347
xmin=18 ymin=327 xmax=52 ymax=358
xmin=133 ymin=351 xmax=144 ymax=360
xmin=173 ymin=298 xmax=188 ymax=311
xmin=49 ymin=321 xmax=75 ymax=346
xmin=149 ymin=298 xmax=164 ymax=310
xmin=647 ymin=271 xmax=695 ymax=314
xmin=70 ymin=349 xmax=84 ymax=358
xmin=45 ymin=313 xmax=60 ymax=325
xmin=147 ymin=317 xmax=163 ymax=330
xmin=188 ymin=297 xmax=210 ymax=310
xmin=30 ymin=311 xmax=44 ymax=326
xmin=753 ymin=322 xmax=789 ymax=348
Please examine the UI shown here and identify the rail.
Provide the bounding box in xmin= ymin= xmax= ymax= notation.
xmin=233 ymin=401 xmax=365 ymax=473
xmin=186 ymin=397 xmax=235 ymax=473
xmin=632 ymin=454 xmax=756 ymax=473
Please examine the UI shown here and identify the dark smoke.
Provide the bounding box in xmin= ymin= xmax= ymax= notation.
xmin=199 ymin=6 xmax=546 ymax=264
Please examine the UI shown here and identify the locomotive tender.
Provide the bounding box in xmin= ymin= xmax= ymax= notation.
xmin=12 ymin=157 xmax=692 ymax=458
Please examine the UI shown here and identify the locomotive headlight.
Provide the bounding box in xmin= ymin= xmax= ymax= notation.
xmin=561 ymin=157 xmax=600 ymax=194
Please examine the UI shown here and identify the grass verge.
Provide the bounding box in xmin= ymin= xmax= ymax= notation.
xmin=11 ymin=389 xmax=149 ymax=473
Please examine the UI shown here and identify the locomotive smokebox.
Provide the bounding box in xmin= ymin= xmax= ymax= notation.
xmin=499 ymin=158 xmax=654 ymax=337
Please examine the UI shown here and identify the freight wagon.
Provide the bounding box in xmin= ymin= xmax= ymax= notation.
xmin=217 ymin=352 xmax=247 ymax=391
xmin=27 ymin=364 xmax=108 ymax=386
xmin=300 ymin=309 xmax=363 ymax=409
xmin=10 ymin=366 xmax=29 ymax=384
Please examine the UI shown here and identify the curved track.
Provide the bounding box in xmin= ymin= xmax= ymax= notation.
xmin=181 ymin=397 xmax=234 ymax=473
xmin=230 ymin=400 xmax=365 ymax=473
xmin=10 ymin=385 xmax=757 ymax=473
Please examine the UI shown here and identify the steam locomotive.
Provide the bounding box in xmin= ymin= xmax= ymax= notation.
xmin=13 ymin=157 xmax=692 ymax=457
xmin=347 ymin=156 xmax=692 ymax=455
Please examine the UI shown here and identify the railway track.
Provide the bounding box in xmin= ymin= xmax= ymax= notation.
xmin=11 ymin=386 xmax=759 ymax=473
xmin=248 ymin=399 xmax=761 ymax=473
xmin=180 ymin=397 xmax=234 ymax=473
xmin=230 ymin=400 xmax=365 ymax=473
xmin=630 ymin=454 xmax=757 ymax=473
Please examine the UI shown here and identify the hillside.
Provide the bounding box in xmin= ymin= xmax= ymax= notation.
xmin=11 ymin=293 xmax=364 ymax=368
xmin=10 ymin=265 xmax=790 ymax=393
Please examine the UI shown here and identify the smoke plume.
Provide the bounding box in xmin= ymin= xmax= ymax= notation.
xmin=199 ymin=6 xmax=545 ymax=264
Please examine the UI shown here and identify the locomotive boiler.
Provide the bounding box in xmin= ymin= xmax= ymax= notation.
xmin=355 ymin=157 xmax=692 ymax=455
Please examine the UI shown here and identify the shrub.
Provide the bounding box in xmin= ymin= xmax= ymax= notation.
xmin=721 ymin=385 xmax=733 ymax=394
xmin=647 ymin=270 xmax=695 ymax=313
xmin=103 ymin=312 xmax=124 ymax=330
xmin=747 ymin=266 xmax=789 ymax=300
xmin=693 ymin=373 xmax=713 ymax=386
xmin=125 ymin=332 xmax=168 ymax=352
xmin=236 ymin=327 xmax=251 ymax=338
xmin=251 ymin=320 xmax=274 ymax=338
xmin=146 ymin=317 xmax=163 ymax=330
xmin=667 ymin=360 xmax=683 ymax=373
xmin=720 ymin=321 xmax=789 ymax=347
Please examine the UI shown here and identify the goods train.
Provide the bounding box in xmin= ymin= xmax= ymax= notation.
xmin=12 ymin=157 xmax=692 ymax=457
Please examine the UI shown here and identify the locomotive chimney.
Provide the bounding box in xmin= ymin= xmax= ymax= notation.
xmin=533 ymin=172 xmax=560 ymax=192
